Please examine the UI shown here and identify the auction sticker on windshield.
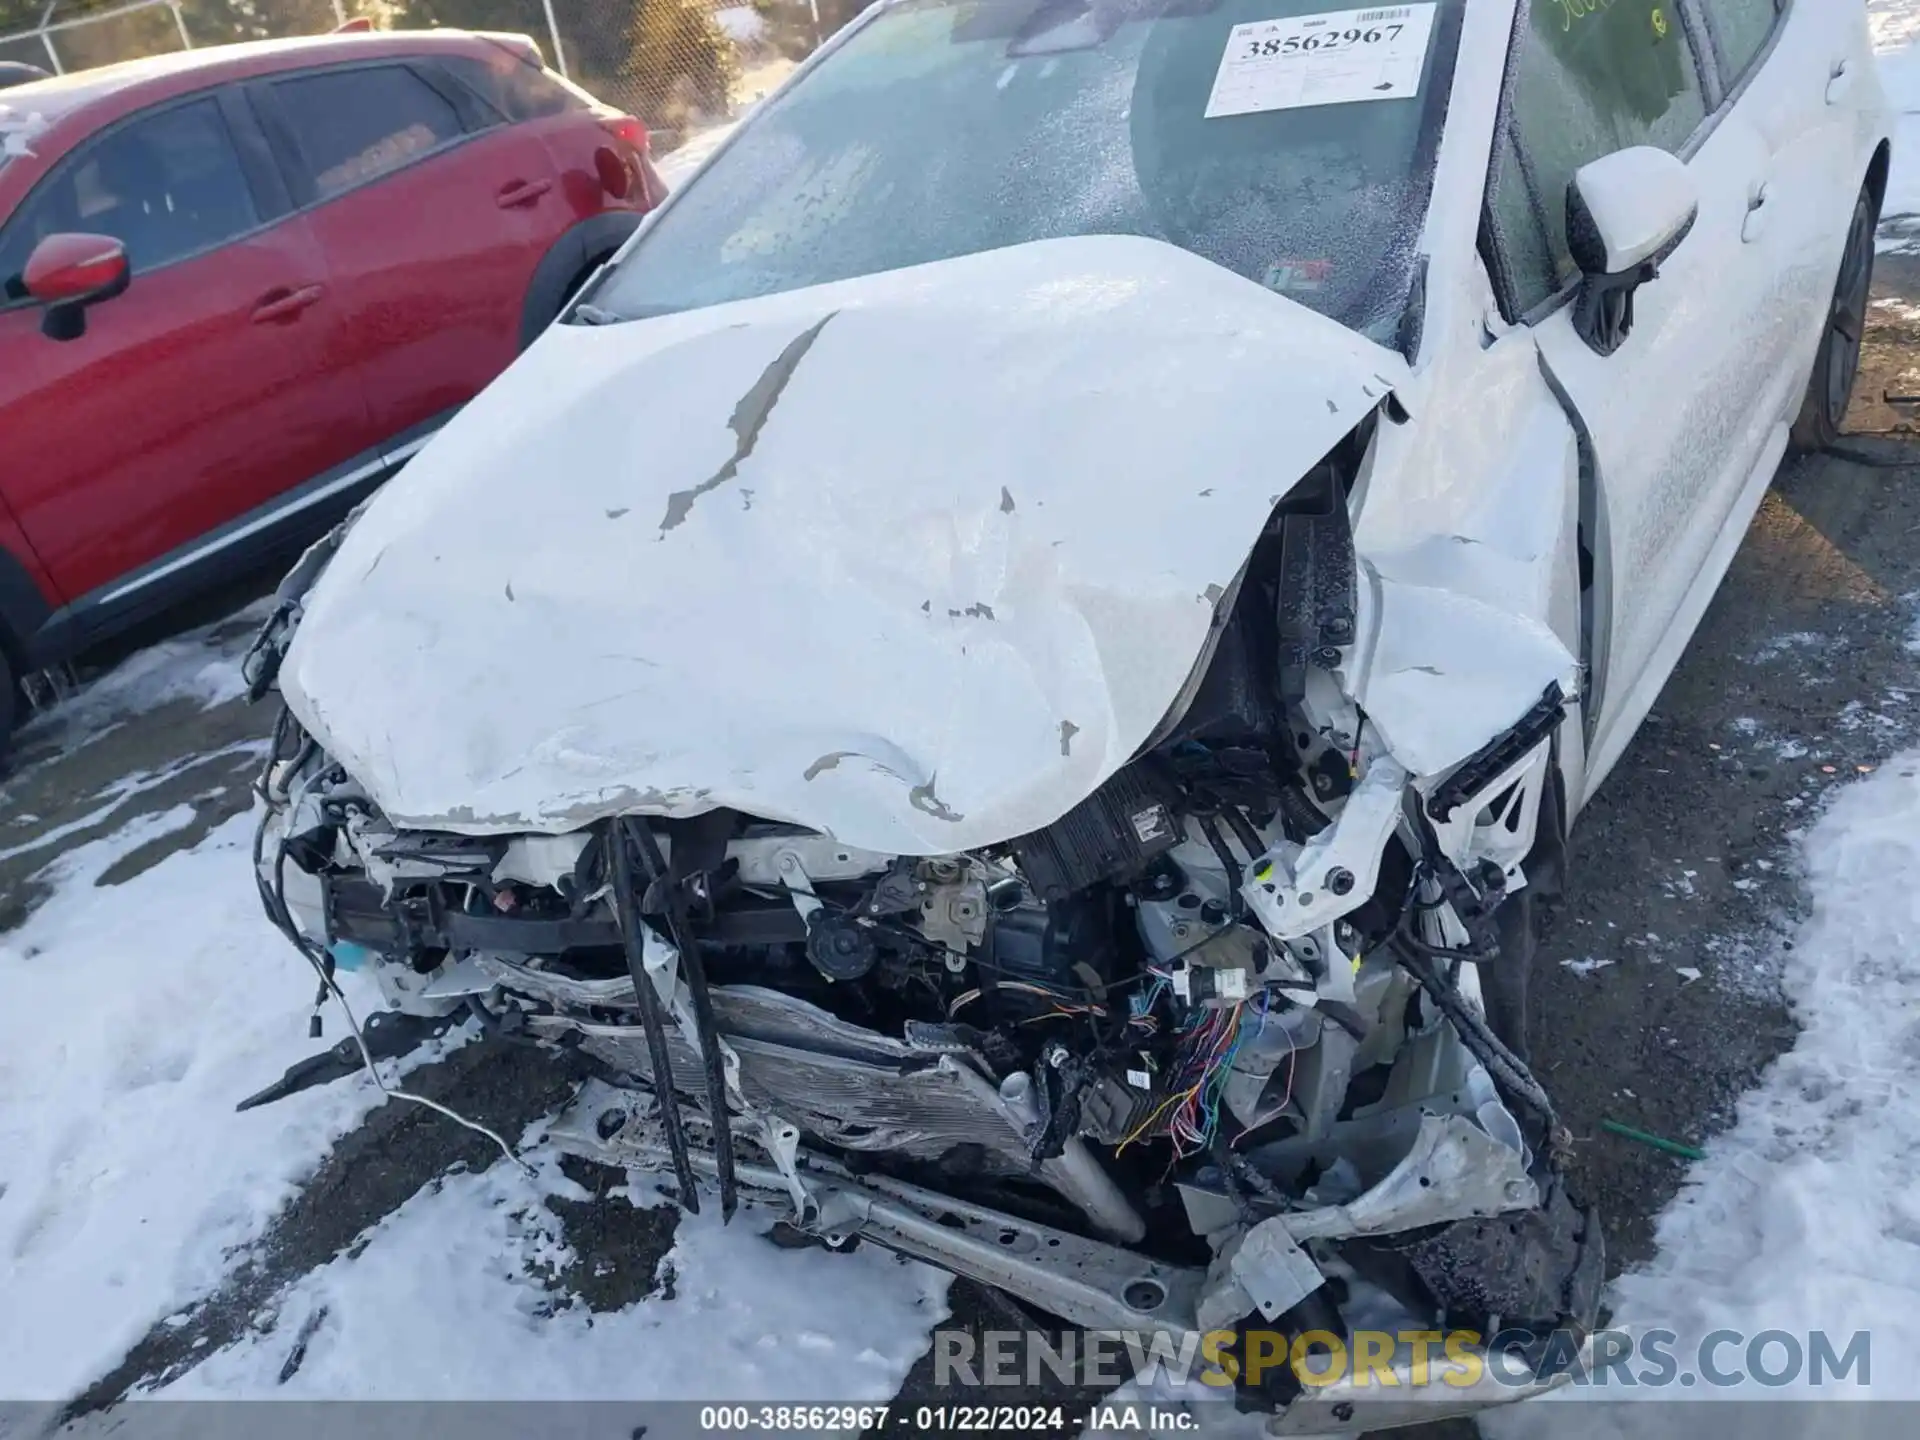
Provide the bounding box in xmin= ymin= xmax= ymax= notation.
xmin=1205 ymin=4 xmax=1437 ymax=118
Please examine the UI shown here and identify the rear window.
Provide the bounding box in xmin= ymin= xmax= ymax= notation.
xmin=442 ymin=52 xmax=588 ymax=122
xmin=592 ymin=0 xmax=1466 ymax=343
xmin=272 ymin=65 xmax=464 ymax=198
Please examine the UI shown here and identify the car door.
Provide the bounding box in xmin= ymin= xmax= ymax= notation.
xmin=249 ymin=59 xmax=567 ymax=446
xmin=0 ymin=89 xmax=369 ymax=612
xmin=1482 ymin=0 xmax=1799 ymax=798
xmin=1695 ymin=0 xmax=1880 ymax=402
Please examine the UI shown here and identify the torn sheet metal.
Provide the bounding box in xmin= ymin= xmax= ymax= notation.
xmin=1347 ymin=570 xmax=1580 ymax=780
xmin=281 ymin=235 xmax=1409 ymax=852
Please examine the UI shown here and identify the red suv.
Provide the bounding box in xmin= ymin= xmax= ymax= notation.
xmin=0 ymin=30 xmax=663 ymax=727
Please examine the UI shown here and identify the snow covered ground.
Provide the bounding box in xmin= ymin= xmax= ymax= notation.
xmin=0 ymin=622 xmax=951 ymax=1408
xmin=1487 ymin=747 xmax=1920 ymax=1430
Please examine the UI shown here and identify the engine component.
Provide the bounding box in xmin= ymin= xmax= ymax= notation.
xmin=1242 ymin=757 xmax=1410 ymax=942
xmin=1171 ymin=959 xmax=1248 ymax=1007
xmin=805 ymin=912 xmax=879 ymax=981
xmin=1008 ymin=761 xmax=1181 ymax=902
xmin=1274 ymin=463 xmax=1359 ymax=702
xmin=1078 ymin=1069 xmax=1163 ymax=1145
xmin=914 ymin=869 xmax=989 ymax=954
xmin=982 ymin=890 xmax=1114 ymax=994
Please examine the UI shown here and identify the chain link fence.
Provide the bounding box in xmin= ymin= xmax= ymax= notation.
xmin=0 ymin=0 xmax=879 ymax=154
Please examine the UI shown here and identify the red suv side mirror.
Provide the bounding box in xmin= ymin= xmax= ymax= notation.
xmin=24 ymin=232 xmax=130 ymax=341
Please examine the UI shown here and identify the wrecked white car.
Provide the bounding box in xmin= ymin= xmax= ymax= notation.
xmin=241 ymin=0 xmax=1889 ymax=1426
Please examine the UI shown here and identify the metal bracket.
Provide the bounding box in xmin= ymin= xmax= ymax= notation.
xmin=1230 ymin=1222 xmax=1325 ymax=1321
xmin=773 ymin=847 xmax=824 ymax=925
xmin=760 ymin=1112 xmax=815 ymax=1222
xmin=1280 ymin=1113 xmax=1536 ymax=1241
xmin=549 ymin=1078 xmax=1198 ymax=1334
xmin=1243 ymin=758 xmax=1409 ymax=941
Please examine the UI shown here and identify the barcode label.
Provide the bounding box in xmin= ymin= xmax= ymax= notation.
xmin=1206 ymin=5 xmax=1438 ymax=119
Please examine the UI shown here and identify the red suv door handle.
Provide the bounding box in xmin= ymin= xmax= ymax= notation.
xmin=496 ymin=178 xmax=554 ymax=209
xmin=250 ymin=284 xmax=326 ymax=324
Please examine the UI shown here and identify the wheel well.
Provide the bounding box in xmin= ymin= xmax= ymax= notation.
xmin=562 ymin=250 xmax=616 ymax=309
xmin=0 ymin=545 xmax=52 ymax=681
xmin=518 ymin=213 xmax=643 ymax=351
xmin=1868 ymin=141 xmax=1892 ymax=218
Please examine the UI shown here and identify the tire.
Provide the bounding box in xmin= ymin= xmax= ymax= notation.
xmin=1790 ymin=185 xmax=1879 ymax=454
xmin=558 ymin=255 xmax=607 ymax=314
xmin=517 ymin=255 xmax=608 ymax=355
xmin=1485 ymin=888 xmax=1538 ymax=1064
xmin=0 ymin=648 xmax=18 ymax=770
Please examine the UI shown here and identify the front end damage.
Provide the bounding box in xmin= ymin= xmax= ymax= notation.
xmin=245 ymin=463 xmax=1599 ymax=1433
xmin=241 ymin=242 xmax=1601 ymax=1428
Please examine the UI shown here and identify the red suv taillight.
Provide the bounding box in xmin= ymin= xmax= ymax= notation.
xmin=599 ymin=114 xmax=649 ymax=155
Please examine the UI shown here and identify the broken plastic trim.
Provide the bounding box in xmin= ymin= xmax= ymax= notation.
xmin=606 ymin=815 xmax=702 ymax=1212
xmin=627 ymin=815 xmax=740 ymax=1220
xmin=241 ymin=503 xmax=370 ymax=702
xmin=1424 ymin=682 xmax=1568 ymax=823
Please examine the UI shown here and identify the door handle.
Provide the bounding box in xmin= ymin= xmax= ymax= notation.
xmin=250 ymin=284 xmax=325 ymax=324
xmin=1828 ymin=58 xmax=1856 ymax=107
xmin=496 ymin=178 xmax=554 ymax=209
xmin=1742 ymin=182 xmax=1771 ymax=245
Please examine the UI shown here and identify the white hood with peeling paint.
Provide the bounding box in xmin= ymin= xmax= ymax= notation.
xmin=280 ymin=236 xmax=1409 ymax=852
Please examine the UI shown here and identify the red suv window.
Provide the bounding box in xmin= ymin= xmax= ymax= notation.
xmin=440 ymin=53 xmax=586 ymax=123
xmin=0 ymin=97 xmax=258 ymax=291
xmin=272 ymin=65 xmax=464 ymax=198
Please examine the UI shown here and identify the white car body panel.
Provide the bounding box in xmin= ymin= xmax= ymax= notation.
xmin=1531 ymin=0 xmax=1888 ymax=803
xmin=1569 ymin=146 xmax=1701 ymax=273
xmin=283 ymin=236 xmax=1422 ymax=851
xmin=243 ymin=6 xmax=1900 ymax=1427
xmin=280 ymin=0 xmax=1892 ymax=849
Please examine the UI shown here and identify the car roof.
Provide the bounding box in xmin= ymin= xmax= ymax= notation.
xmin=0 ymin=30 xmax=516 ymax=125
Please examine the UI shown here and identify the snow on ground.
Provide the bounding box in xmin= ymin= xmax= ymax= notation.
xmin=157 ymin=1154 xmax=947 ymax=1403
xmin=0 ymin=808 xmax=435 ymax=1401
xmin=9 ymin=596 xmax=269 ymax=763
xmin=1875 ymin=0 xmax=1920 ymax=245
xmin=1 ymin=798 xmax=948 ymax=1405
xmin=1490 ymin=749 xmax=1920 ymax=1431
xmin=0 ymin=621 xmax=949 ymax=1408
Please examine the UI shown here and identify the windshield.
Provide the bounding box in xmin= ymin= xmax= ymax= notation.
xmin=590 ymin=0 xmax=1464 ymax=342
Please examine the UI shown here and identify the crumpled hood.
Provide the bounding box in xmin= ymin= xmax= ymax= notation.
xmin=282 ymin=236 xmax=1408 ymax=852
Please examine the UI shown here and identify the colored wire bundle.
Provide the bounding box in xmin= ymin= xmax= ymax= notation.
xmin=1165 ymin=1002 xmax=1244 ymax=1155
xmin=946 ymin=981 xmax=1106 ymax=1019
xmin=1117 ymin=988 xmax=1276 ymax=1159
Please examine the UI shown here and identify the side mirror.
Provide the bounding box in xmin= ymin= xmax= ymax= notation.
xmin=1566 ymin=147 xmax=1698 ymax=357
xmin=24 ymin=232 xmax=130 ymax=342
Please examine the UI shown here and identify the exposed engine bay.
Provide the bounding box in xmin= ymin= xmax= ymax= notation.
xmin=246 ymin=432 xmax=1603 ymax=1425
